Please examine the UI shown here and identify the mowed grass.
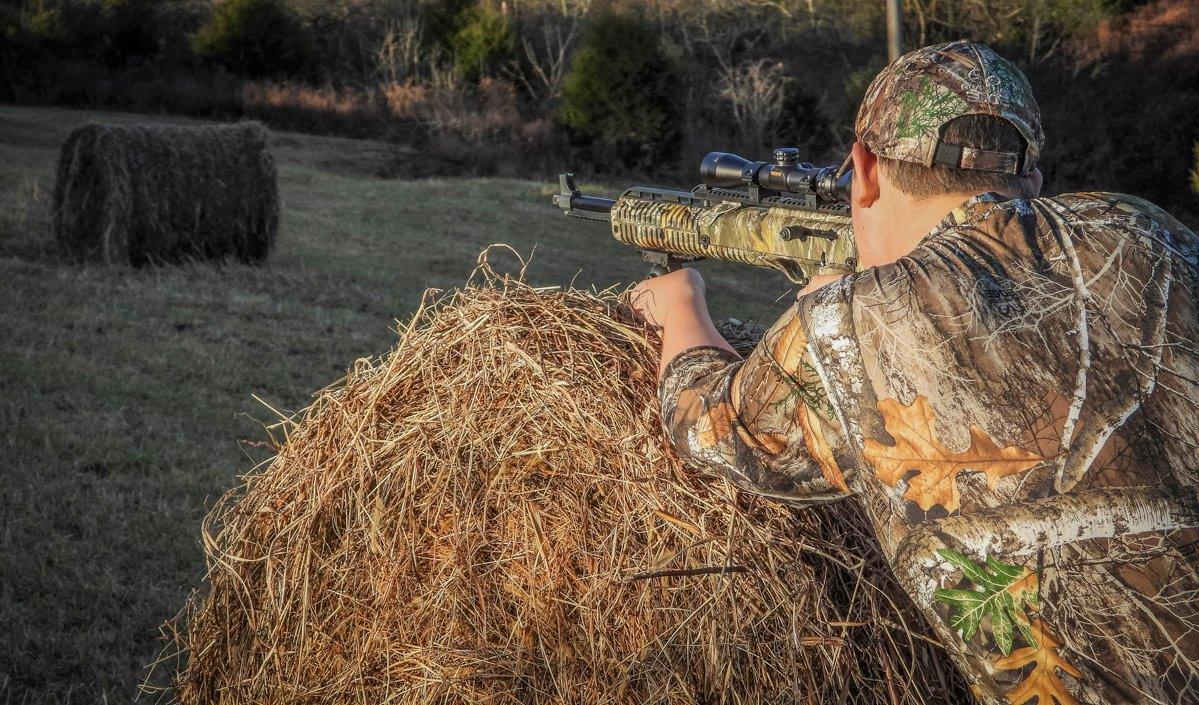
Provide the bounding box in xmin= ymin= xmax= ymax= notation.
xmin=0 ymin=105 xmax=797 ymax=704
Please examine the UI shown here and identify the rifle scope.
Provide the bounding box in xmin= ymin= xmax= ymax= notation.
xmin=700 ymin=148 xmax=851 ymax=204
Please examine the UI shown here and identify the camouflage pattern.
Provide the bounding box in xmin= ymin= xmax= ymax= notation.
xmin=611 ymin=193 xmax=857 ymax=284
xmin=659 ymin=191 xmax=1199 ymax=704
xmin=856 ymin=41 xmax=1045 ymax=174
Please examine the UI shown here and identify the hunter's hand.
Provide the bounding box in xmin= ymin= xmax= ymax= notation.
xmin=628 ymin=268 xmax=738 ymax=376
xmin=628 ymin=268 xmax=705 ymax=329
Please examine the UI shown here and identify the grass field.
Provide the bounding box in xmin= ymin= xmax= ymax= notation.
xmin=0 ymin=105 xmax=797 ymax=704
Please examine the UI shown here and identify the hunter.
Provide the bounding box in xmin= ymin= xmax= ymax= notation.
xmin=631 ymin=40 xmax=1199 ymax=704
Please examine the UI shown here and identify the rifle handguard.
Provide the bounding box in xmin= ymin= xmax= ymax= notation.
xmin=610 ymin=194 xmax=856 ymax=285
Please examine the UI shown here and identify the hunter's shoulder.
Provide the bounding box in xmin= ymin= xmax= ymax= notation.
xmin=1027 ymin=192 xmax=1198 ymax=269
xmin=834 ymin=191 xmax=1196 ymax=304
xmin=906 ymin=191 xmax=1196 ymax=267
xmin=940 ymin=191 xmax=1193 ymax=232
xmin=1037 ymin=190 xmax=1185 ymax=219
xmin=1012 ymin=191 xmax=1195 ymax=242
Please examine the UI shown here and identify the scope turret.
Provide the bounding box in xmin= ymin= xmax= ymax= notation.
xmin=699 ymin=149 xmax=851 ymax=204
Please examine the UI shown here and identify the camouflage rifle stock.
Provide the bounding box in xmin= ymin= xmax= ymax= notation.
xmin=552 ymin=148 xmax=858 ymax=286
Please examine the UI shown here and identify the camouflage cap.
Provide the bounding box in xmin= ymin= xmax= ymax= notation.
xmin=855 ymin=40 xmax=1044 ymax=175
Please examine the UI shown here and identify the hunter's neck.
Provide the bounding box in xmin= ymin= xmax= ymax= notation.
xmin=881 ymin=191 xmax=989 ymax=262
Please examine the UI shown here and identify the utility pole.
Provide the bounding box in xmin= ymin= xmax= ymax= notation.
xmin=886 ymin=0 xmax=903 ymax=62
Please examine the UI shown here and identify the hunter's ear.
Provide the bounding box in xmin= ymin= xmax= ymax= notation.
xmin=851 ymin=141 xmax=880 ymax=209
xmin=1029 ymin=167 xmax=1044 ymax=198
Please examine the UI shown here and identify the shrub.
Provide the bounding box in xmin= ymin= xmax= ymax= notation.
xmin=99 ymin=0 xmax=162 ymax=67
xmin=424 ymin=0 xmax=474 ymax=51
xmin=559 ymin=12 xmax=682 ymax=170
xmin=21 ymin=1 xmax=68 ymax=44
xmin=193 ymin=0 xmax=312 ymax=78
xmin=0 ymin=6 xmax=31 ymax=85
xmin=19 ymin=0 xmax=164 ymax=64
xmin=450 ymin=3 xmax=515 ymax=82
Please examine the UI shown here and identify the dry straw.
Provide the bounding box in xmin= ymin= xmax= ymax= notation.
xmin=156 ymin=250 xmax=968 ymax=704
xmin=52 ymin=121 xmax=278 ymax=265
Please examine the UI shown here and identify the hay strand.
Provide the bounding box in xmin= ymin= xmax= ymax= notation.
xmin=157 ymin=253 xmax=969 ymax=704
xmin=52 ymin=121 xmax=279 ymax=265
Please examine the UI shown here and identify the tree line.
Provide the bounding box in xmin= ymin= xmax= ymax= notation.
xmin=2 ymin=0 xmax=1196 ymax=221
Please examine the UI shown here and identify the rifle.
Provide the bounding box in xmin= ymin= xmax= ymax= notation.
xmin=552 ymin=148 xmax=857 ymax=286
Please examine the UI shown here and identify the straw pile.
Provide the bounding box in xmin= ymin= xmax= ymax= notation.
xmin=161 ymin=254 xmax=968 ymax=704
xmin=52 ymin=121 xmax=278 ymax=265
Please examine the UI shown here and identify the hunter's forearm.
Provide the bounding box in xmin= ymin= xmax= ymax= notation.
xmin=656 ymin=293 xmax=738 ymax=377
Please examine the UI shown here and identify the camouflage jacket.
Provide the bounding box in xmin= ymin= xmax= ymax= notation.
xmin=660 ymin=192 xmax=1199 ymax=704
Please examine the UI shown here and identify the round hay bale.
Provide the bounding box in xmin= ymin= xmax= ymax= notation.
xmin=52 ymin=121 xmax=279 ymax=265
xmin=160 ymin=259 xmax=967 ymax=704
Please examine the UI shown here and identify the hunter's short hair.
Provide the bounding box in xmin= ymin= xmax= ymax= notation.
xmin=880 ymin=115 xmax=1037 ymax=199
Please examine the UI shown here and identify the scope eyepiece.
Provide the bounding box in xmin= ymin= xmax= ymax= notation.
xmin=699 ymin=149 xmax=850 ymax=204
xmin=814 ymin=166 xmax=851 ymax=204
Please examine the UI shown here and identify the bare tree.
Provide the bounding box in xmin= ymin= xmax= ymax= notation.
xmin=376 ymin=9 xmax=426 ymax=85
xmin=503 ymin=9 xmax=584 ymax=103
xmin=717 ymin=59 xmax=789 ymax=153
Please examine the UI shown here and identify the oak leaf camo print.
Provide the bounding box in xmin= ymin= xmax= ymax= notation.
xmin=659 ymin=191 xmax=1199 ymax=704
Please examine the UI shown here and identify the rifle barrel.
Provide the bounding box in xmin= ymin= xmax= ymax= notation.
xmin=552 ymin=184 xmax=615 ymax=221
xmin=568 ymin=194 xmax=615 ymax=213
